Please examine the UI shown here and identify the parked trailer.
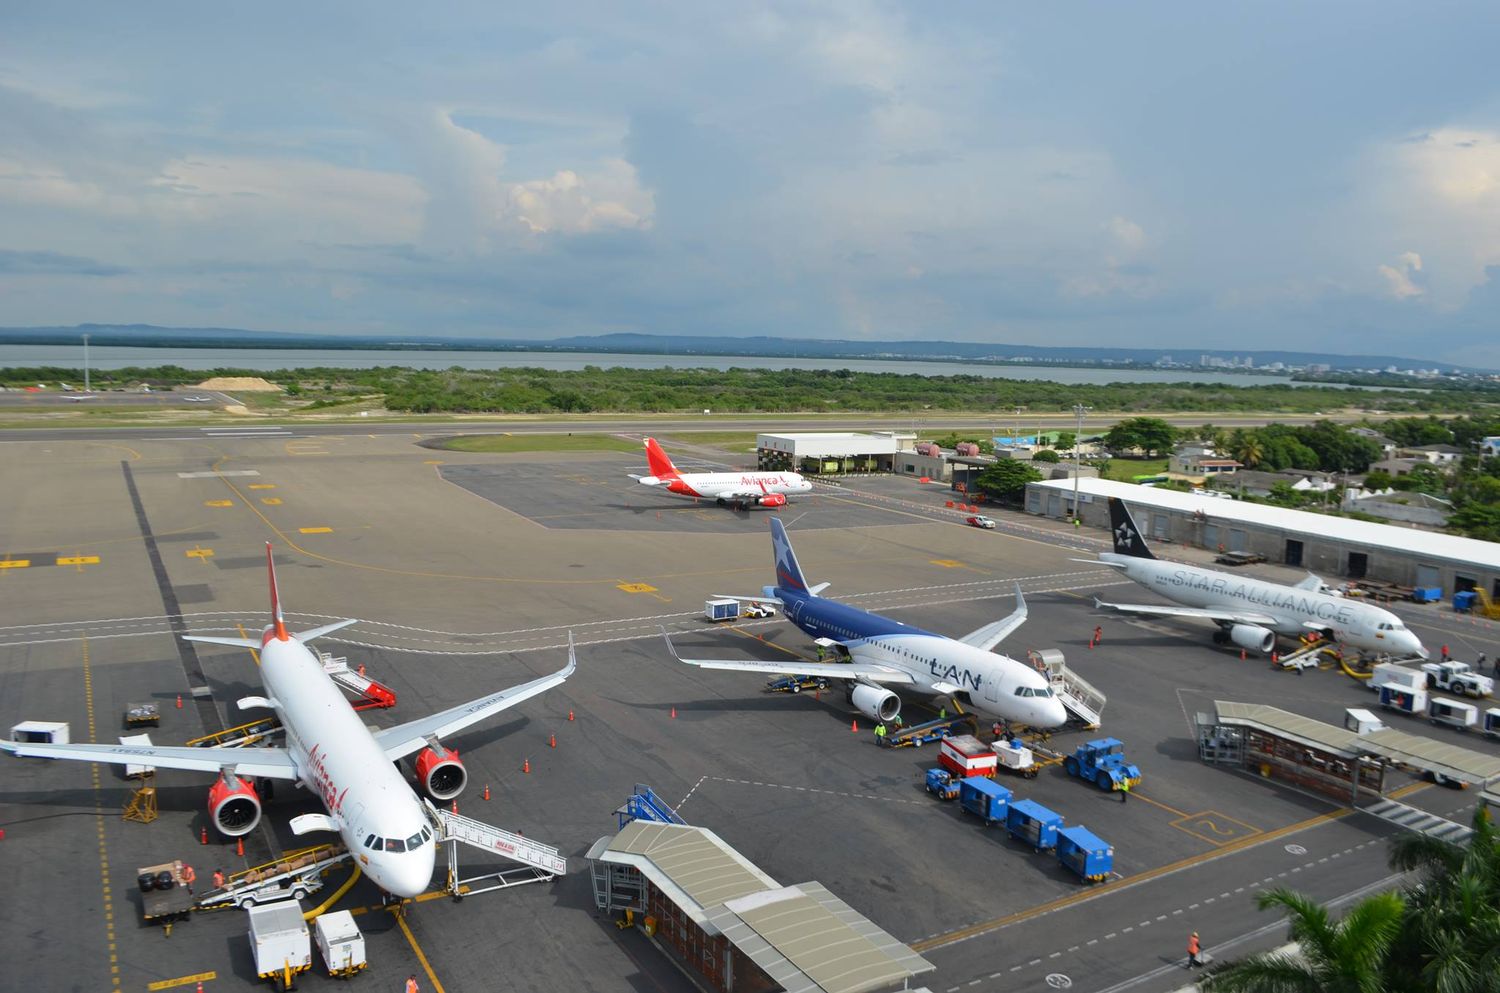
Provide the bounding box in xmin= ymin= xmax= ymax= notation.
xmin=1373 ymin=663 xmax=1428 ymax=716
xmin=766 ymin=674 xmax=829 ymax=694
xmin=313 ymin=910 xmax=366 ymax=978
xmin=1057 ymin=825 xmax=1114 ymax=883
xmin=991 ymin=738 xmax=1039 ymax=778
xmin=1006 ymin=798 xmax=1062 ymax=851
xmin=1485 ymin=708 xmax=1500 ymax=739
xmin=959 ymin=777 xmax=1013 ymax=825
xmin=137 ymin=860 xmax=194 ymax=928
xmin=939 ymin=734 xmax=999 ymax=778
xmin=704 ymin=598 xmax=740 ymax=622
xmin=248 ymin=901 xmax=311 ymax=989
xmin=1429 ymin=697 xmax=1478 ymax=732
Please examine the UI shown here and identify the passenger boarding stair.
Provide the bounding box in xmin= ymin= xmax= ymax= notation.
xmin=1031 ymin=650 xmax=1106 ymax=728
xmin=1360 ymin=798 xmax=1474 ymax=844
xmin=320 ymin=652 xmax=396 ymax=710
xmin=615 ymin=783 xmax=686 ymax=827
xmin=426 ymin=799 xmax=566 ymax=898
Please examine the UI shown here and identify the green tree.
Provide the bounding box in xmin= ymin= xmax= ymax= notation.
xmin=1233 ymin=434 xmax=1266 ymax=469
xmin=1032 ymin=449 xmax=1061 ymax=463
xmin=1054 ymin=430 xmax=1077 ymax=451
xmin=1449 ymin=503 xmax=1500 ymax=542
xmin=1106 ymin=417 xmax=1178 ymax=457
xmin=973 ymin=460 xmax=1043 ymax=503
xmin=1363 ymin=470 xmax=1393 ymax=491
xmin=1202 ymin=887 xmax=1405 ymax=993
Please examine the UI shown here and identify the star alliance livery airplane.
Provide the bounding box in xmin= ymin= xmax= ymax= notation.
xmin=663 ymin=518 xmax=1068 ymax=728
xmin=631 ymin=438 xmax=813 ymax=509
xmin=0 ymin=544 xmax=577 ymax=898
xmin=1091 ymin=498 xmax=1427 ymax=658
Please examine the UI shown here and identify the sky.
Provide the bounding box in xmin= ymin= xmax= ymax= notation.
xmin=3 ymin=2 xmax=1500 ymax=364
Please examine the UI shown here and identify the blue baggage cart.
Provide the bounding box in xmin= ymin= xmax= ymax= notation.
xmin=1005 ymin=798 xmax=1062 ymax=851
xmin=1057 ymin=825 xmax=1113 ymax=882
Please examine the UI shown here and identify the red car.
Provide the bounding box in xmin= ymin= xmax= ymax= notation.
xmin=966 ymin=515 xmax=996 ymax=529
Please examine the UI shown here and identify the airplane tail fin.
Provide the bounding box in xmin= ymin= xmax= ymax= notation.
xmin=643 ymin=438 xmax=679 ymax=478
xmin=1107 ymin=498 xmax=1155 ymax=560
xmin=265 ymin=542 xmax=290 ymax=641
xmin=770 ymin=517 xmax=814 ymax=594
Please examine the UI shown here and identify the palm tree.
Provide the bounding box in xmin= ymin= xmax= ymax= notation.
xmin=1201 ymin=887 xmax=1404 ymax=993
xmin=1233 ymin=433 xmax=1266 ymax=469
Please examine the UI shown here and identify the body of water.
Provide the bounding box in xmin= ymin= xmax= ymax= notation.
xmin=0 ymin=343 xmax=1300 ymax=387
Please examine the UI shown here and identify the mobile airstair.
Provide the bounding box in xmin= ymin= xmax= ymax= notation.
xmin=425 ymin=799 xmax=567 ymax=899
xmin=1031 ymin=650 xmax=1106 ymax=728
xmin=320 ymin=652 xmax=396 ymax=710
xmin=615 ymin=783 xmax=686 ymax=828
xmin=198 ymin=844 xmax=350 ymax=910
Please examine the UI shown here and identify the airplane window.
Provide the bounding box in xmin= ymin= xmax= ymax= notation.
xmin=385 ymin=838 xmax=406 ymax=853
xmin=1014 ymin=687 xmax=1030 ymax=697
xmin=422 ymin=827 xmax=432 ymax=842
xmin=364 ymin=834 xmax=377 ymax=849
xmin=407 ymin=832 xmax=424 ymax=849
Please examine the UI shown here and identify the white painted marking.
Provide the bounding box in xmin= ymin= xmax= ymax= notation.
xmin=177 ymin=470 xmax=262 ymax=478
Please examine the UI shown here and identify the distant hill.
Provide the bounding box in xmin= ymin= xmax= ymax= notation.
xmin=0 ymin=323 xmax=1467 ymax=373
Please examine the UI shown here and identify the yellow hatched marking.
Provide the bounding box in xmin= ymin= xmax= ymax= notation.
xmin=204 ymin=499 xmax=233 ymax=507
xmin=186 ymin=546 xmax=214 ymax=560
xmin=147 ymin=973 xmax=218 ymax=991
xmin=247 ymin=483 xmax=276 ymax=490
xmin=0 ymin=559 xmax=32 ymax=569
xmin=260 ymin=497 xmax=283 ymax=505
xmin=57 ymin=555 xmax=101 ymax=567
xmin=423 ymin=459 xmax=444 ymax=465
xmin=299 ymin=526 xmax=333 ymax=534
xmin=929 ymin=559 xmax=965 ymax=568
xmin=616 ymin=582 xmax=658 ymax=593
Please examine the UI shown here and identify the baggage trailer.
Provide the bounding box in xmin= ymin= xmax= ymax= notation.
xmin=1484 ymin=708 xmax=1500 ymax=739
xmin=313 ymin=910 xmax=366 ymax=978
xmin=1057 ymin=825 xmax=1114 ymax=883
xmin=1428 ymin=697 xmax=1478 ymax=732
xmin=123 ymin=702 xmax=159 ymax=728
xmin=1006 ymin=798 xmax=1062 ymax=851
xmin=248 ymin=901 xmax=312 ymax=989
xmin=991 ymin=738 xmax=1039 ymax=778
xmin=766 ymin=673 xmax=829 ymax=694
xmin=939 ymin=734 xmax=999 ymax=778
xmin=924 ymin=768 xmax=960 ymax=801
xmin=137 ymin=860 xmax=194 ymax=929
xmin=1373 ymin=663 xmax=1428 ymax=716
xmin=704 ymin=598 xmax=740 ymax=622
xmin=959 ymin=777 xmax=1012 ymax=825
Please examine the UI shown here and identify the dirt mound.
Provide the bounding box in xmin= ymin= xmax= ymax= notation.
xmin=194 ymin=377 xmax=281 ymax=391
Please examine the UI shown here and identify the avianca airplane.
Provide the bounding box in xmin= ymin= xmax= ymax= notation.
xmin=631 ymin=438 xmax=812 ymax=509
xmin=1091 ymin=498 xmax=1427 ymax=658
xmin=0 ymin=545 xmax=576 ymax=899
xmin=664 ymin=518 xmax=1068 ymax=728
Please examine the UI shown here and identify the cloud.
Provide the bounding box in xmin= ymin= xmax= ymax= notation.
xmin=0 ymin=248 xmax=128 ymax=275
xmin=503 ymin=159 xmax=653 ymax=234
xmin=1377 ymin=251 xmax=1424 ymax=299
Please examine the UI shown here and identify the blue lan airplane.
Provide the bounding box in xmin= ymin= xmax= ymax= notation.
xmin=664 ymin=518 xmax=1068 ymax=729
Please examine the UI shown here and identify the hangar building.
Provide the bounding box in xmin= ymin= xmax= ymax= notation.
xmin=1026 ymin=477 xmax=1500 ymax=598
xmin=756 ymin=432 xmax=914 ymax=474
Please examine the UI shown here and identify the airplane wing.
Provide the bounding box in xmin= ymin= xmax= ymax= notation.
xmin=957 ymin=583 xmax=1027 ymax=653
xmin=1092 ymin=597 xmax=1279 ymax=627
xmin=0 ymin=739 xmax=299 ymax=779
xmin=373 ymin=634 xmax=578 ymax=762
xmin=1293 ymin=574 xmax=1324 ymax=592
xmin=661 ymin=629 xmax=914 ymax=683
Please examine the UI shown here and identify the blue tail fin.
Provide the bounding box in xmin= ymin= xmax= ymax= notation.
xmin=770 ymin=518 xmax=813 ymax=594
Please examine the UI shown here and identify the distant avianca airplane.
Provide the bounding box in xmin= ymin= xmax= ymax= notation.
xmin=631 ymin=438 xmax=812 ymax=509
xmin=663 ymin=518 xmax=1068 ymax=729
xmin=0 ymin=544 xmax=576 ymax=899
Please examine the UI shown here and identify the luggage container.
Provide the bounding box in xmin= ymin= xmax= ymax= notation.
xmin=313 ymin=910 xmax=366 ymax=978
xmin=958 ymin=777 xmax=1012 ymax=825
xmin=1429 ymin=697 xmax=1478 ymax=732
xmin=1057 ymin=825 xmax=1113 ymax=883
xmin=248 ymin=901 xmax=312 ymax=987
xmin=704 ymin=598 xmax=740 ymax=622
xmin=1343 ymin=708 xmax=1387 ymax=735
xmin=938 ymin=734 xmax=999 ymax=778
xmin=1005 ymin=798 xmax=1062 ymax=851
xmin=992 ymin=738 xmax=1039 ymax=778
xmin=9 ymin=720 xmax=69 ymax=745
xmin=1484 ymin=708 xmax=1500 ymax=739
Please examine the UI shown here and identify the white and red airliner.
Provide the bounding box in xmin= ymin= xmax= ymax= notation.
xmin=0 ymin=544 xmax=575 ymax=899
xmin=631 ymin=438 xmax=812 ymax=509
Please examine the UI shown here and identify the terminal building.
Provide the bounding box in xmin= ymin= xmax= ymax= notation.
xmin=1025 ymin=476 xmax=1500 ymax=598
xmin=756 ymin=432 xmax=915 ymax=474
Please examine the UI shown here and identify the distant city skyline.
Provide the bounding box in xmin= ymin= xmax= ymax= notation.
xmin=2 ymin=3 xmax=1499 ymax=364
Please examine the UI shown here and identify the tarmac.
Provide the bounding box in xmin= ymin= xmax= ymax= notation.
xmin=0 ymin=426 xmax=1497 ymax=993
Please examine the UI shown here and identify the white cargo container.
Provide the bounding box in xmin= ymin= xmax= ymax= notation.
xmin=1343 ymin=709 xmax=1386 ymax=735
xmin=1373 ymin=663 xmax=1427 ymax=716
xmin=247 ymin=901 xmax=311 ymax=985
xmin=1428 ymin=697 xmax=1478 ymax=732
xmin=10 ymin=720 xmax=69 ymax=745
xmin=313 ymin=910 xmax=366 ymax=977
xmin=1484 ymin=708 xmax=1500 ymax=739
xmin=704 ymin=598 xmax=740 ymax=622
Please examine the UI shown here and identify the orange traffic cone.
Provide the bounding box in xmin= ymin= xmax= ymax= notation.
xmin=482 ymin=784 xmax=490 ymax=801
xmin=451 ymin=801 xmax=457 ymax=815
xmin=176 ymin=694 xmax=183 ymax=709
xmin=568 ymin=709 xmax=575 ymax=721
xmin=850 ymin=719 xmax=859 ymax=733
xmin=549 ymin=732 xmax=556 ymax=749
xmin=1240 ymin=649 xmax=1247 ymax=661
xmin=235 ymin=837 xmax=244 ymax=857
xmin=196 ymin=982 xmax=203 ymax=993
xmin=1271 ymin=652 xmax=1279 ymax=664
xmin=358 ymin=663 xmax=365 ymax=677
xmin=522 ymin=758 xmax=530 ymax=774
xmin=670 ymin=707 xmax=677 ymax=719
xmin=200 ymin=826 xmax=207 ymax=845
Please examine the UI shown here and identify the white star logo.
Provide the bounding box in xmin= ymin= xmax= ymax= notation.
xmin=1115 ymin=523 xmax=1134 ymax=547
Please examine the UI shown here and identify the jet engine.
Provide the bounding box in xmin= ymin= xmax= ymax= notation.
xmin=207 ymin=773 xmax=262 ymax=837
xmin=415 ymin=745 xmax=467 ymax=800
xmin=1228 ymin=624 xmax=1276 ymax=654
xmin=850 ymin=683 xmax=901 ymax=723
xmin=756 ymin=492 xmax=787 ymax=508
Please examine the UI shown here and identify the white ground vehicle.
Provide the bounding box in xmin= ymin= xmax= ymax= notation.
xmin=1421 ymin=661 xmax=1494 ymax=698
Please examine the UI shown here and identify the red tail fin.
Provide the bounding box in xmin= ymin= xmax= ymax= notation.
xmin=644 ymin=438 xmax=679 ymax=478
xmin=265 ymin=542 xmax=289 ymax=641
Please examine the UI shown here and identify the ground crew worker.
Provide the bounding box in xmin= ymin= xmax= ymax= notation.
xmin=939 ymin=707 xmax=947 ymax=720
xmin=1093 ymin=625 xmax=1103 ymax=647
xmin=406 ymin=975 xmax=421 ymax=993
xmin=1186 ymin=931 xmax=1201 ymax=968
xmin=212 ymin=868 xmax=225 ymax=890
xmin=1074 ymin=518 xmax=1081 ymax=529
xmin=180 ymin=864 xmax=196 ymax=894
xmin=874 ymin=723 xmax=887 ymax=743
xmin=816 ymin=644 xmax=826 ymax=661
xmin=1442 ymin=644 xmax=1450 ymax=661
xmin=1119 ymin=779 xmax=1130 ymax=803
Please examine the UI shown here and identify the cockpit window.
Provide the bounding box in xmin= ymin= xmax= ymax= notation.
xmin=1014 ymin=685 xmax=1055 ymax=698
xmin=407 ymin=832 xmax=424 ymax=850
xmin=384 ymin=837 xmax=406 ymax=853
xmin=421 ymin=827 xmax=432 ymax=842
xmin=364 ymin=834 xmax=377 ymax=849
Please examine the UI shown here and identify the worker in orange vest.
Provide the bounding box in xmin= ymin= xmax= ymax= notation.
xmin=180 ymin=864 xmax=196 ymax=895
xmin=212 ymin=868 xmax=225 ymax=890
xmin=1186 ymin=931 xmax=1202 ymax=968
xmin=405 ymin=975 xmax=421 ymax=993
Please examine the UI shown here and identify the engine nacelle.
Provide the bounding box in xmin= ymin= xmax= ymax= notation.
xmin=415 ymin=745 xmax=467 ymax=801
xmin=850 ymin=683 xmax=901 ymax=723
xmin=207 ymin=774 xmax=262 ymax=837
xmin=1229 ymin=624 xmax=1276 ymax=654
xmin=756 ymin=492 xmax=787 ymax=508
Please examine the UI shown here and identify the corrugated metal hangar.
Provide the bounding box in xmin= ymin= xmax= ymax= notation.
xmin=1026 ymin=477 xmax=1500 ymax=598
xmin=756 ymin=432 xmax=914 ymax=473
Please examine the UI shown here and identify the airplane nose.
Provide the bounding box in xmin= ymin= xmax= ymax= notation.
xmin=1041 ymin=700 xmax=1067 ymax=729
xmin=1412 ymin=641 xmax=1430 ymax=660
xmin=376 ymin=846 xmax=436 ymax=899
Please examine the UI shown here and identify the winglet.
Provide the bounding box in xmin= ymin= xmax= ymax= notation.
xmin=565 ymin=630 xmax=579 ymax=677
xmin=266 ymin=542 xmax=289 ymax=641
xmin=659 ymin=626 xmax=682 ymax=661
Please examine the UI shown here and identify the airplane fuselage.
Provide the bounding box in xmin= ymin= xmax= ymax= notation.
xmin=641 ymin=471 xmax=812 ymax=503
xmin=259 ymin=631 xmax=436 ymax=898
xmin=777 ymin=590 xmax=1067 ymax=727
xmin=1104 ymin=553 xmax=1425 ymax=656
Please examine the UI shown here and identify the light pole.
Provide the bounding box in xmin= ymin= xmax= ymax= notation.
xmin=81 ymin=333 xmax=91 ymax=394
xmin=1072 ymin=403 xmax=1092 ymax=525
